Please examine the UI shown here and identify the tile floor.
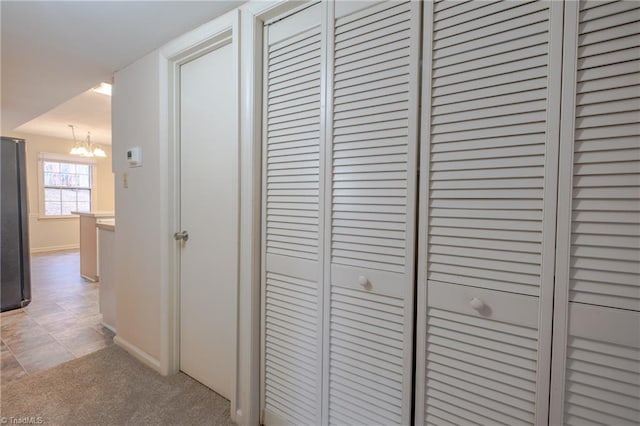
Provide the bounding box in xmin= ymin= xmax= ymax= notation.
xmin=0 ymin=250 xmax=114 ymax=384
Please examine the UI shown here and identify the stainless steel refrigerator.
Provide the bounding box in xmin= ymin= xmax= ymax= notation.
xmin=1 ymin=136 xmax=31 ymax=312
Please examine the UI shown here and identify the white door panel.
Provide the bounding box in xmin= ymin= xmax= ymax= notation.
xmin=550 ymin=1 xmax=640 ymax=423
xmin=415 ymin=1 xmax=564 ymax=424
xmin=261 ymin=4 xmax=324 ymax=425
xmin=180 ymin=42 xmax=237 ymax=399
xmin=326 ymin=2 xmax=421 ymax=424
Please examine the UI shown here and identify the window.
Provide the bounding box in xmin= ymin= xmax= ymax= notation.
xmin=38 ymin=153 xmax=96 ymax=217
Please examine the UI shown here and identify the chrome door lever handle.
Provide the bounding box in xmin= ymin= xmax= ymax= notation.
xmin=174 ymin=231 xmax=189 ymax=242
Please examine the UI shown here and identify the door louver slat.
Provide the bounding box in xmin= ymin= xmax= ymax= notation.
xmin=563 ymin=304 xmax=640 ymax=426
xmin=427 ymin=0 xmax=555 ymax=297
xmin=330 ymin=2 xmax=414 ymax=274
xmin=568 ymin=2 xmax=640 ymax=311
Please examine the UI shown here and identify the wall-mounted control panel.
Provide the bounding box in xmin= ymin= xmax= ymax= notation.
xmin=127 ymin=147 xmax=142 ymax=167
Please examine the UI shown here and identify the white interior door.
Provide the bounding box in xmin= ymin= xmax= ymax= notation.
xmin=179 ymin=41 xmax=237 ymax=400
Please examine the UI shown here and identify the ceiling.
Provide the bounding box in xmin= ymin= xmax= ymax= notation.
xmin=1 ymin=0 xmax=244 ymax=138
xmin=14 ymin=88 xmax=112 ymax=144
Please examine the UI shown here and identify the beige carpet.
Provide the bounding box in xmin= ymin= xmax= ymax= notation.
xmin=1 ymin=345 xmax=233 ymax=425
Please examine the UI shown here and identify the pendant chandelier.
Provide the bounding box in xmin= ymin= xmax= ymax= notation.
xmin=68 ymin=124 xmax=107 ymax=158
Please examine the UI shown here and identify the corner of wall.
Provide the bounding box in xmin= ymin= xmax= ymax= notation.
xmin=112 ymin=50 xmax=164 ymax=364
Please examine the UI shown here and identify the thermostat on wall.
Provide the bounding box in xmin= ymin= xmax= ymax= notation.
xmin=127 ymin=147 xmax=142 ymax=167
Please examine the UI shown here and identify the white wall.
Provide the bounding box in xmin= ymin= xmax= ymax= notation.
xmin=111 ymin=4 xmax=275 ymax=425
xmin=5 ymin=131 xmax=114 ymax=253
xmin=111 ymin=50 xmax=166 ymax=368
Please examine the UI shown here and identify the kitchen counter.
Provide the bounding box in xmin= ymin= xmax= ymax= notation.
xmin=72 ymin=211 xmax=114 ymax=281
xmin=72 ymin=211 xmax=115 ymax=218
xmin=97 ymin=220 xmax=116 ymax=332
xmin=96 ymin=219 xmax=115 ymax=232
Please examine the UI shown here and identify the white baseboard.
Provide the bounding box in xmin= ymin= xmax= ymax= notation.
xmin=101 ymin=322 xmax=116 ymax=334
xmin=81 ymin=274 xmax=99 ymax=282
xmin=114 ymin=335 xmax=162 ymax=373
xmin=30 ymin=244 xmax=79 ymax=254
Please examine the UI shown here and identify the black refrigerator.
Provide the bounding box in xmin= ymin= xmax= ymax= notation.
xmin=1 ymin=136 xmax=31 ymax=312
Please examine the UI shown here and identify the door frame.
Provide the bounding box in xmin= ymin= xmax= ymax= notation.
xmin=164 ymin=9 xmax=241 ymax=421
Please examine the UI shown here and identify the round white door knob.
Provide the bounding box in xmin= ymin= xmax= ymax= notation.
xmin=469 ymin=297 xmax=485 ymax=311
xmin=358 ymin=275 xmax=369 ymax=287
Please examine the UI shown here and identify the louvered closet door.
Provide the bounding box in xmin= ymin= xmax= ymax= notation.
xmin=415 ymin=1 xmax=563 ymax=424
xmin=261 ymin=4 xmax=324 ymax=425
xmin=325 ymin=2 xmax=420 ymax=425
xmin=550 ymin=1 xmax=640 ymax=424
xmin=560 ymin=305 xmax=640 ymax=425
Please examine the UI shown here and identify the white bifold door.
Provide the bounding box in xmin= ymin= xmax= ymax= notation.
xmin=262 ymin=1 xmax=639 ymax=425
xmin=415 ymin=1 xmax=640 ymax=425
xmin=415 ymin=1 xmax=564 ymax=424
xmin=261 ymin=4 xmax=324 ymax=424
xmin=550 ymin=2 xmax=640 ymax=425
xmin=261 ymin=1 xmax=420 ymax=424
